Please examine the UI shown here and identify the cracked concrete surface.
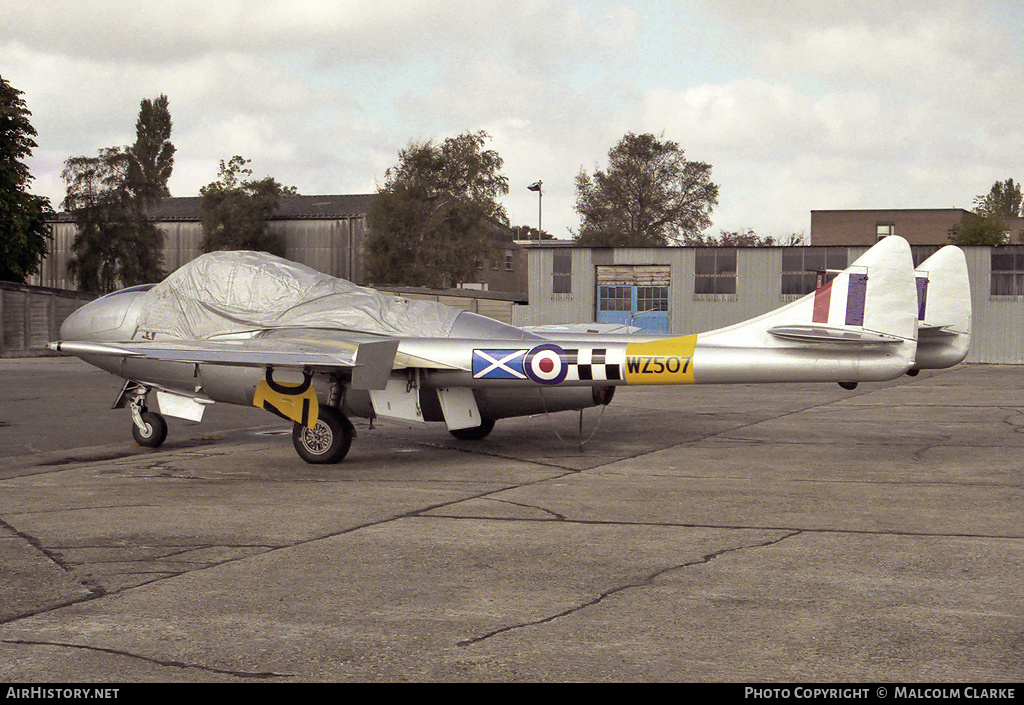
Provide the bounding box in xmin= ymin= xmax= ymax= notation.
xmin=0 ymin=358 xmax=1021 ymax=682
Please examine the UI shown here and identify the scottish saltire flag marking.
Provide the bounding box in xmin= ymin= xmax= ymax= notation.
xmin=473 ymin=349 xmax=527 ymax=379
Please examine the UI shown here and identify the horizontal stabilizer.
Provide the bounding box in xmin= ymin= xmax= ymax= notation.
xmin=768 ymin=325 xmax=903 ymax=345
xmin=918 ymin=323 xmax=958 ymax=337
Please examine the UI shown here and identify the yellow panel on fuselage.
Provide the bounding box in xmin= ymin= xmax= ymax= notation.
xmin=623 ymin=334 xmax=697 ymax=385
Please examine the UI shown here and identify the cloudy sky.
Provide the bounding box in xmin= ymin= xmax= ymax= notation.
xmin=3 ymin=0 xmax=1022 ymax=240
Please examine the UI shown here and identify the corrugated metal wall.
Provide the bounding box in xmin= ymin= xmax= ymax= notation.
xmin=35 ymin=216 xmax=368 ymax=290
xmin=274 ymin=218 xmax=366 ymax=283
xmin=963 ymin=246 xmax=1024 ymax=364
xmin=37 ymin=222 xmax=79 ymax=290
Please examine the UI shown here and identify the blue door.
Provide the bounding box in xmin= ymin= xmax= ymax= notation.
xmin=596 ymin=285 xmax=670 ymax=334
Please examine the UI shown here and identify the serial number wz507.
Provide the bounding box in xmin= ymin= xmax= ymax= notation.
xmin=625 ymin=355 xmax=691 ymax=375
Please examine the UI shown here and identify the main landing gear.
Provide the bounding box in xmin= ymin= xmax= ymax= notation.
xmin=292 ymin=404 xmax=354 ymax=464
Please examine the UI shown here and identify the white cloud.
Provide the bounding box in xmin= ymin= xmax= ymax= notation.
xmin=3 ymin=0 xmax=1023 ymax=241
xmin=631 ymin=1 xmax=1024 ymax=234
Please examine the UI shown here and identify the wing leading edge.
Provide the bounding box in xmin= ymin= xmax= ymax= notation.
xmin=48 ymin=336 xmax=400 ymax=391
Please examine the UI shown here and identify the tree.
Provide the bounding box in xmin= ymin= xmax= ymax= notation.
xmin=0 ymin=76 xmax=55 ymax=282
xmin=511 ymin=225 xmax=555 ymax=241
xmin=684 ymin=229 xmax=786 ymax=246
xmin=127 ymin=95 xmax=175 ymax=207
xmin=199 ymin=156 xmax=296 ymax=255
xmin=974 ymin=178 xmax=1022 ymax=219
xmin=684 ymin=229 xmax=806 ymax=246
xmin=948 ymin=211 xmax=1009 ymax=246
xmin=64 ymin=95 xmax=174 ymax=292
xmin=574 ymin=133 xmax=718 ymax=247
xmin=64 ymin=148 xmax=153 ymax=292
xmin=946 ymin=177 xmax=1024 ymax=246
xmin=365 ymin=131 xmax=508 ymax=287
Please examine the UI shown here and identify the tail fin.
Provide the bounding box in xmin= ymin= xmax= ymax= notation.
xmin=693 ymin=236 xmax=918 ymax=383
xmin=913 ymin=245 xmax=971 ymax=369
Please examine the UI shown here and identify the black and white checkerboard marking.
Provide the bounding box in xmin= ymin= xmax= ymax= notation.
xmin=564 ymin=348 xmax=624 ymax=382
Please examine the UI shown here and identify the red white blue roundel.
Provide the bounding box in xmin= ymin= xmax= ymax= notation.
xmin=524 ymin=343 xmax=568 ymax=384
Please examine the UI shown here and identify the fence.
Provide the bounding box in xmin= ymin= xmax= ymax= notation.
xmin=0 ymin=282 xmax=96 ymax=357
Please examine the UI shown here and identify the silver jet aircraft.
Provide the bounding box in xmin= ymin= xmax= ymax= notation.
xmin=49 ymin=235 xmax=970 ymax=464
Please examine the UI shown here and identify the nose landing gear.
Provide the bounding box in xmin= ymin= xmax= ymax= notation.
xmin=129 ymin=394 xmax=168 ymax=447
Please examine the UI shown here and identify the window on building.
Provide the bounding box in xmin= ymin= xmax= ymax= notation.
xmin=694 ymin=248 xmax=737 ymax=296
xmin=598 ymin=285 xmax=631 ymax=311
xmin=877 ymin=224 xmax=895 ymax=239
xmin=781 ymin=247 xmax=848 ymax=296
xmin=910 ymin=245 xmax=940 ymax=267
xmin=991 ymin=247 xmax=1024 ymax=297
xmin=552 ymin=249 xmax=572 ymax=295
xmin=637 ymin=286 xmax=669 ymax=312
xmin=504 ymin=250 xmax=514 ymax=271
xmin=596 ymin=283 xmax=671 ymax=334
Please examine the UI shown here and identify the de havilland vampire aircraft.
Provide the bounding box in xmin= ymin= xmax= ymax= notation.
xmin=49 ymin=235 xmax=971 ymax=464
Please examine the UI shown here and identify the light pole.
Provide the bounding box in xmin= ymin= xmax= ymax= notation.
xmin=527 ymin=181 xmax=542 ymax=239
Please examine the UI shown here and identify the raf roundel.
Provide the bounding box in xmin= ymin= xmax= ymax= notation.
xmin=524 ymin=343 xmax=568 ymax=384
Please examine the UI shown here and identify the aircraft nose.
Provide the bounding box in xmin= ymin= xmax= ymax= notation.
xmin=57 ymin=287 xmax=151 ymax=342
xmin=59 ymin=305 xmax=91 ymax=341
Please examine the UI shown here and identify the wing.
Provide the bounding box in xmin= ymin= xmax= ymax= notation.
xmin=49 ymin=335 xmax=402 ymax=390
xmin=261 ymin=331 xmax=464 ymax=372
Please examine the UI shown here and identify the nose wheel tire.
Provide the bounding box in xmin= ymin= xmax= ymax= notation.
xmin=132 ymin=411 xmax=168 ymax=447
xmin=292 ymin=405 xmax=353 ymax=464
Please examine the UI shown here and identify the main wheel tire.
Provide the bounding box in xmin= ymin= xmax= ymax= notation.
xmin=292 ymin=405 xmax=353 ymax=464
xmin=132 ymin=411 xmax=168 ymax=447
xmin=449 ymin=418 xmax=495 ymax=441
